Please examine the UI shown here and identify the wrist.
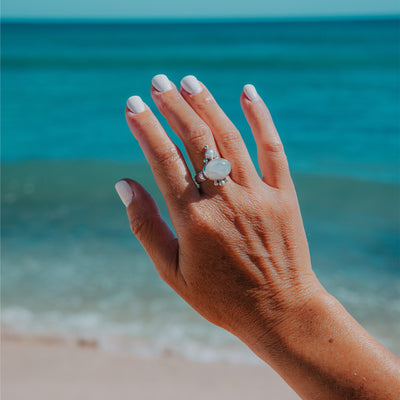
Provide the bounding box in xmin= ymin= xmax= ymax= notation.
xmin=244 ymin=282 xmax=336 ymax=362
xmin=244 ymin=286 xmax=400 ymax=400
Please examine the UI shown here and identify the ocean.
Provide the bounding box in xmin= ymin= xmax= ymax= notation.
xmin=2 ymin=19 xmax=400 ymax=362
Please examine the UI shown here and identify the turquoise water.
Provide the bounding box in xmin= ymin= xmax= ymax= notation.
xmin=2 ymin=19 xmax=400 ymax=361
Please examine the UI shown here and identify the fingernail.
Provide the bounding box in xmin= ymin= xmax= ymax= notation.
xmin=152 ymin=74 xmax=173 ymax=92
xmin=181 ymin=75 xmax=203 ymax=95
xmin=127 ymin=96 xmax=146 ymax=114
xmin=243 ymin=84 xmax=259 ymax=102
xmin=115 ymin=180 xmax=134 ymax=207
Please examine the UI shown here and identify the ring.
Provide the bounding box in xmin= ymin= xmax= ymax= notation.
xmin=194 ymin=146 xmax=231 ymax=186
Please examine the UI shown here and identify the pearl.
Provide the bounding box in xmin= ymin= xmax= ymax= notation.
xmin=205 ymin=148 xmax=216 ymax=160
xmin=204 ymin=158 xmax=231 ymax=180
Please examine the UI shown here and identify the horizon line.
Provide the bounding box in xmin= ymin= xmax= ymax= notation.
xmin=2 ymin=14 xmax=399 ymax=24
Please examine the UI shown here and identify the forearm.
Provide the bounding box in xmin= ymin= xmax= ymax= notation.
xmin=248 ymin=291 xmax=400 ymax=400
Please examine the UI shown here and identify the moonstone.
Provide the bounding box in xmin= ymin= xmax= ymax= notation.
xmin=204 ymin=158 xmax=231 ymax=180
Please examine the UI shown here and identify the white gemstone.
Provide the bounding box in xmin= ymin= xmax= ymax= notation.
xmin=204 ymin=158 xmax=231 ymax=180
xmin=205 ymin=148 xmax=216 ymax=160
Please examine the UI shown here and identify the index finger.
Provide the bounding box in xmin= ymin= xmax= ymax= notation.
xmin=125 ymin=96 xmax=199 ymax=210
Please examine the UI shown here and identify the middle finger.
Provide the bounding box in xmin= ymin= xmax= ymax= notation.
xmin=150 ymin=74 xmax=218 ymax=177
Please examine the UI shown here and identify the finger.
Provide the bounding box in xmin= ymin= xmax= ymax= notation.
xmin=240 ymin=85 xmax=291 ymax=189
xmin=180 ymin=75 xmax=259 ymax=187
xmin=125 ymin=95 xmax=199 ymax=211
xmin=150 ymin=74 xmax=218 ymax=178
xmin=115 ymin=179 xmax=185 ymax=289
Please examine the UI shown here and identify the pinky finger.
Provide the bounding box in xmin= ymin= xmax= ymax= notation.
xmin=240 ymin=85 xmax=291 ymax=189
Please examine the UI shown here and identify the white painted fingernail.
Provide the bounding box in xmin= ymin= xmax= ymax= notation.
xmin=127 ymin=96 xmax=146 ymax=114
xmin=115 ymin=180 xmax=134 ymax=207
xmin=181 ymin=75 xmax=203 ymax=95
xmin=152 ymin=74 xmax=173 ymax=92
xmin=243 ymin=84 xmax=259 ymax=102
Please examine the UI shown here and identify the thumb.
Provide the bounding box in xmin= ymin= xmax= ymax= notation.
xmin=115 ymin=179 xmax=180 ymax=286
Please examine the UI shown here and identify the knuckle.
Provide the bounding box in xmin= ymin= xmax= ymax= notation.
xmin=245 ymin=188 xmax=265 ymax=207
xmin=186 ymin=204 xmax=206 ymax=226
xmin=130 ymin=213 xmax=152 ymax=238
xmin=260 ymin=141 xmax=284 ymax=153
xmin=221 ymin=127 xmax=242 ymax=145
xmin=187 ymin=122 xmax=212 ymax=143
xmin=185 ymin=204 xmax=213 ymax=232
xmin=235 ymin=189 xmax=265 ymax=214
xmin=151 ymin=147 xmax=181 ymax=168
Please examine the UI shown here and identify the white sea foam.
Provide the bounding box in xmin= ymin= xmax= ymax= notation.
xmin=1 ymin=306 xmax=262 ymax=364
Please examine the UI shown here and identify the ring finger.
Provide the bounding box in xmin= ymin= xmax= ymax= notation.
xmin=150 ymin=74 xmax=222 ymax=186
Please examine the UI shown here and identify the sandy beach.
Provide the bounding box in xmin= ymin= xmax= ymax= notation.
xmin=2 ymin=335 xmax=300 ymax=400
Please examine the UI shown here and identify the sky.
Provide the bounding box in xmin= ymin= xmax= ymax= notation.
xmin=2 ymin=0 xmax=399 ymax=19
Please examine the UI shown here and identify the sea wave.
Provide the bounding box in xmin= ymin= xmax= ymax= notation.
xmin=2 ymin=307 xmax=261 ymax=364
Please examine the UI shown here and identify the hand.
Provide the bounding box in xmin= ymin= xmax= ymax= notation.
xmin=117 ymin=74 xmax=321 ymax=346
xmin=116 ymin=75 xmax=400 ymax=400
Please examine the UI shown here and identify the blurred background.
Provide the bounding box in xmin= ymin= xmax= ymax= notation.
xmin=2 ymin=0 xmax=400 ymax=368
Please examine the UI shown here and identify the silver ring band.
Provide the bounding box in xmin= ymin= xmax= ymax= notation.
xmin=195 ymin=171 xmax=208 ymax=184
